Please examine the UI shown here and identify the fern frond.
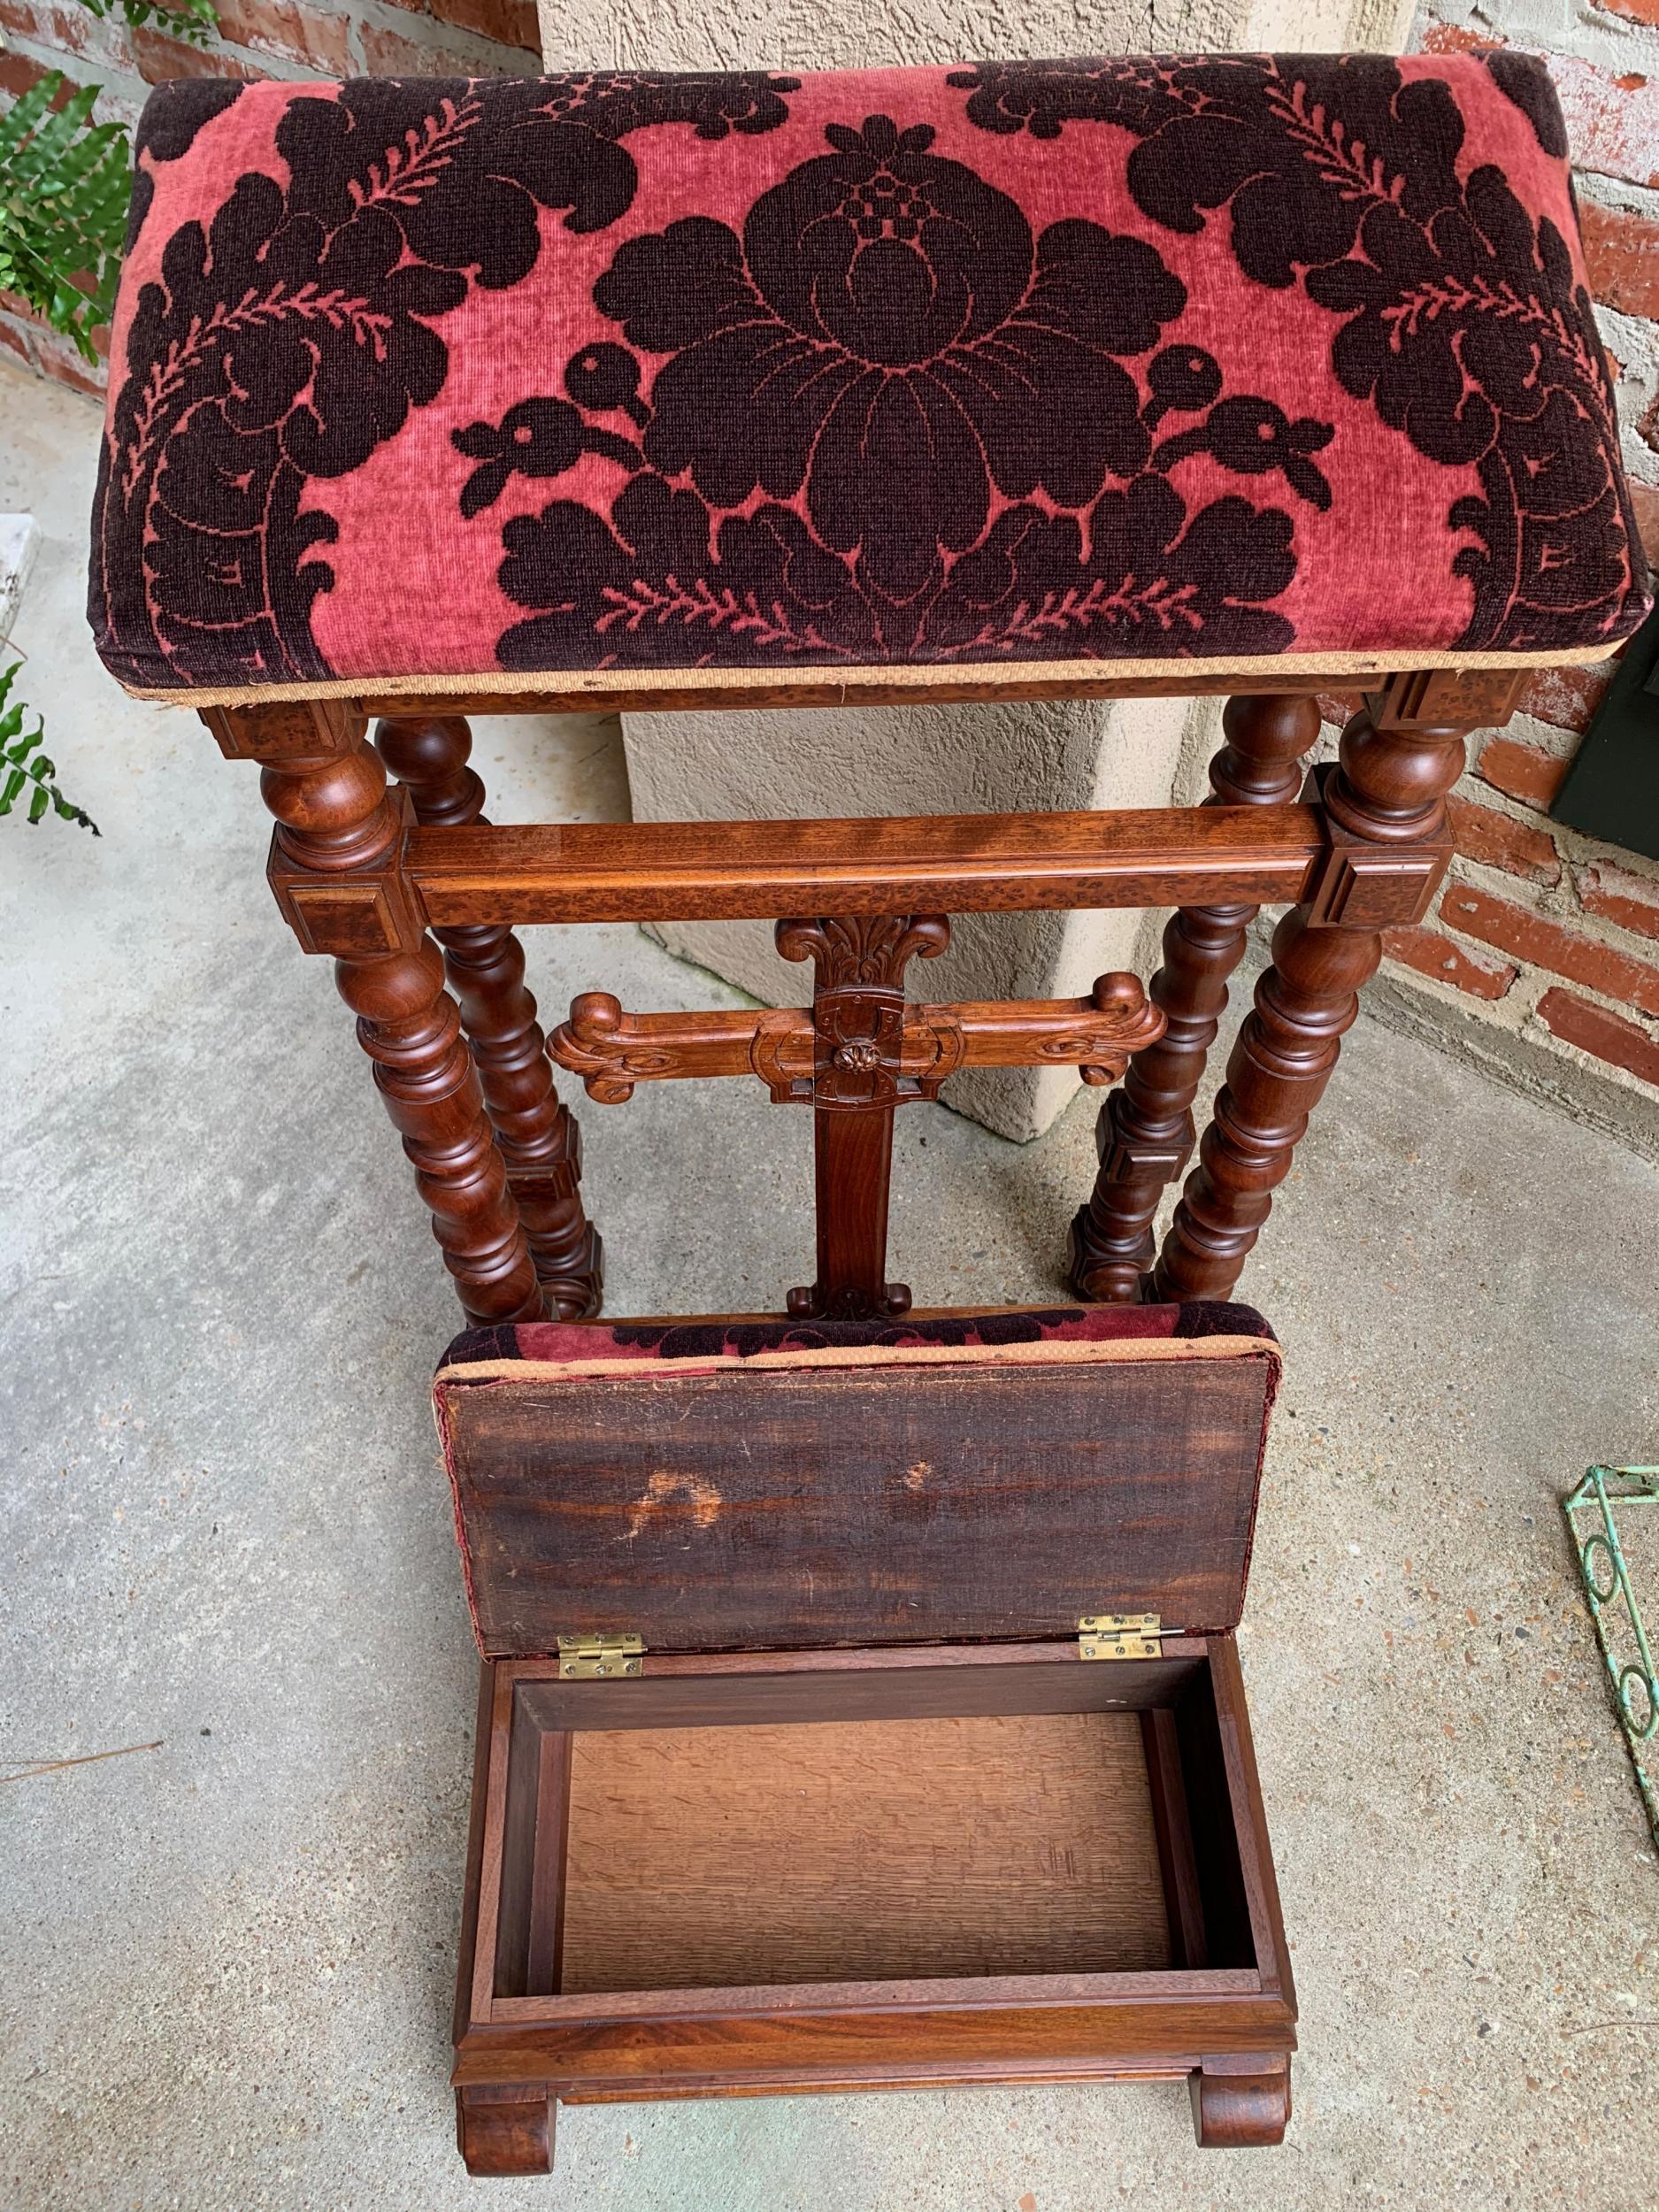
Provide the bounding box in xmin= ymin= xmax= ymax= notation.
xmin=0 ymin=71 xmax=130 ymax=359
xmin=77 ymin=0 xmax=219 ymax=49
xmin=0 ymin=661 xmax=98 ymax=833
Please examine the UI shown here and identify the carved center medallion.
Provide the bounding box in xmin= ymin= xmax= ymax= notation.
xmin=833 ymin=1040 xmax=882 ymax=1071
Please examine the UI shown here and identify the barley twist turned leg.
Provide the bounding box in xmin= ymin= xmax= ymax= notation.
xmin=1153 ymin=690 xmax=1471 ymax=1300
xmin=374 ymin=715 xmax=603 ymax=1319
xmin=253 ymin=710 xmax=541 ymax=1325
xmin=1068 ymin=694 xmax=1320 ymax=1302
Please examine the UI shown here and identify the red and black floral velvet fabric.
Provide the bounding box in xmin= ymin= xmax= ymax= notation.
xmin=436 ymin=1301 xmax=1278 ymax=1376
xmin=90 ymin=55 xmax=1649 ymax=697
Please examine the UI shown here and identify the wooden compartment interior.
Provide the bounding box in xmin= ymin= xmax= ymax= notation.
xmin=564 ymin=1711 xmax=1167 ymax=1992
xmin=493 ymin=1653 xmax=1257 ymax=2001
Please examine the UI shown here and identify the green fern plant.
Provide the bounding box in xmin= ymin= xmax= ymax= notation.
xmin=0 ymin=71 xmax=131 ymax=361
xmin=1 ymin=5 xmax=222 ymax=356
xmin=78 ymin=0 xmax=219 ymax=40
xmin=0 ymin=0 xmax=220 ymax=830
xmin=1 ymin=657 xmax=97 ymax=830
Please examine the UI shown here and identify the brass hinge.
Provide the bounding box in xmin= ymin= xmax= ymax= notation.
xmin=557 ymin=1631 xmax=644 ymax=1680
xmin=1079 ymin=1613 xmax=1163 ymax=1660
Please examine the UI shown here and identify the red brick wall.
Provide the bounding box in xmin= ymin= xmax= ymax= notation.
xmin=0 ymin=0 xmax=538 ymax=374
xmin=1359 ymin=661 xmax=1659 ymax=1102
xmin=1367 ymin=1 xmax=1659 ymax=1115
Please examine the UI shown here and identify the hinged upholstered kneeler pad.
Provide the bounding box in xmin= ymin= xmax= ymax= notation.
xmin=433 ymin=1301 xmax=1279 ymax=1657
xmin=91 ymin=54 xmax=1648 ymax=703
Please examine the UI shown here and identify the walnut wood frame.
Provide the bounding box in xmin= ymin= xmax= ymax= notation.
xmin=450 ymin=1633 xmax=1295 ymax=2176
xmin=203 ymin=663 xmax=1522 ymax=1320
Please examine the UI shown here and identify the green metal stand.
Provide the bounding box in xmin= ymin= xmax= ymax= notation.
xmin=1564 ymin=1465 xmax=1659 ymax=1849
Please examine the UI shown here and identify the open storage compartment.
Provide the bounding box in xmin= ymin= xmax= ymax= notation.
xmin=491 ymin=1646 xmax=1262 ymax=1998
xmin=437 ymin=1308 xmax=1296 ymax=2175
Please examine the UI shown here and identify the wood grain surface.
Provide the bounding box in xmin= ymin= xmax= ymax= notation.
xmin=407 ymin=805 xmax=1324 ymax=926
xmin=444 ymin=1356 xmax=1275 ymax=1656
xmin=557 ymin=1712 xmax=1170 ymax=1994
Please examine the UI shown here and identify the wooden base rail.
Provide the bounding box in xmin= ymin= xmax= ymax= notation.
xmin=201 ymin=666 xmax=1523 ymax=1325
xmin=408 ymin=804 xmax=1328 ymax=926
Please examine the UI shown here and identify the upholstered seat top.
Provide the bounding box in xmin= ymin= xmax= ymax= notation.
xmin=90 ymin=53 xmax=1649 ymax=705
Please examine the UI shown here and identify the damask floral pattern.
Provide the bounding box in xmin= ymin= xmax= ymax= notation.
xmin=949 ymin=50 xmax=1647 ymax=654
xmin=89 ymin=57 xmax=1648 ymax=697
xmin=602 ymin=117 xmax=1186 ymax=600
xmin=484 ymin=108 xmax=1326 ymax=668
xmin=491 ymin=442 xmax=1306 ymax=668
xmin=90 ymin=72 xmax=799 ymax=690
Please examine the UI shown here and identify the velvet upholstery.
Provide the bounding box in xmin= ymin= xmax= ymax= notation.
xmin=435 ymin=1299 xmax=1279 ymax=1379
xmin=90 ymin=55 xmax=1650 ymax=701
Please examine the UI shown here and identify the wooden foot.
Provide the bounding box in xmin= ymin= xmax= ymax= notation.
xmin=456 ymin=2084 xmax=555 ymax=2177
xmin=375 ymin=714 xmax=603 ymax=1319
xmin=1189 ymin=2056 xmax=1291 ymax=2147
xmin=1069 ymin=695 xmax=1318 ymax=1302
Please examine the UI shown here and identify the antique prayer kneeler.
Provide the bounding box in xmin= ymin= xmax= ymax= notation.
xmin=90 ymin=49 xmax=1649 ymax=2177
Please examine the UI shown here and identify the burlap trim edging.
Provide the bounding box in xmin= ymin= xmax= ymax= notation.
xmin=120 ymin=640 xmax=1622 ymax=710
xmin=431 ymin=1332 xmax=1282 ymax=1390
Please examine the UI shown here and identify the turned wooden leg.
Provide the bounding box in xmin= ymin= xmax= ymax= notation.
xmin=374 ymin=715 xmax=603 ymax=1319
xmin=1069 ymin=695 xmax=1319 ymax=1302
xmin=1153 ymin=671 xmax=1514 ymax=1300
xmin=332 ymin=938 xmax=542 ymax=1323
xmin=1189 ymin=2055 xmax=1291 ymax=2147
xmin=219 ymin=700 xmax=542 ymax=1327
xmin=456 ymin=2083 xmax=555 ymax=2176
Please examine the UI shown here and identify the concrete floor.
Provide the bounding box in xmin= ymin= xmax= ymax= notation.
xmin=4 ymin=355 xmax=1659 ymax=2212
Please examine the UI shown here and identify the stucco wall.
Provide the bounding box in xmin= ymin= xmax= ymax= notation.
xmin=537 ymin=2 xmax=1417 ymax=73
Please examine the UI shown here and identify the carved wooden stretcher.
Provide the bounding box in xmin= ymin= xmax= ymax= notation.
xmin=201 ymin=670 xmax=1530 ymax=1321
